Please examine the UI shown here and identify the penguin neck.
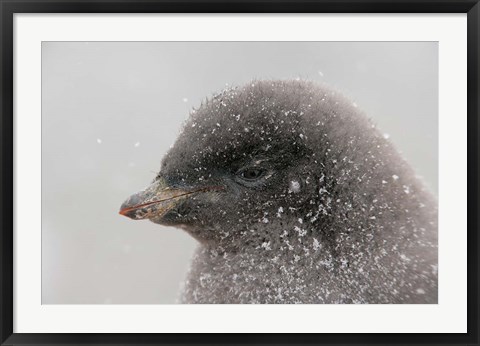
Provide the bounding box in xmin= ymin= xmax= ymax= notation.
xmin=197 ymin=220 xmax=339 ymax=265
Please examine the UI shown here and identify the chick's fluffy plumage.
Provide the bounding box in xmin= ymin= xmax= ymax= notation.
xmin=155 ymin=80 xmax=437 ymax=304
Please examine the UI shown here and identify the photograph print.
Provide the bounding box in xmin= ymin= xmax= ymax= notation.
xmin=42 ymin=41 xmax=438 ymax=304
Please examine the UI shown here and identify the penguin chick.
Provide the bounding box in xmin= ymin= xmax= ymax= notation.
xmin=120 ymin=80 xmax=438 ymax=304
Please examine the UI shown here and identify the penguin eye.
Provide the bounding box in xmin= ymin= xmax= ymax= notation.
xmin=238 ymin=167 xmax=266 ymax=181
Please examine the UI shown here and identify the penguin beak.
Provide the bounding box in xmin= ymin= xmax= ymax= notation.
xmin=119 ymin=178 xmax=223 ymax=220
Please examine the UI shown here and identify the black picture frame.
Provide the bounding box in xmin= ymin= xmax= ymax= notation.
xmin=1 ymin=1 xmax=479 ymax=345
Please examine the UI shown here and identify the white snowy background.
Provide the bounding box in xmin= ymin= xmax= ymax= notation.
xmin=42 ymin=42 xmax=438 ymax=304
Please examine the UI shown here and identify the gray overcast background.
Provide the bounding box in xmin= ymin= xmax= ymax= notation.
xmin=42 ymin=42 xmax=438 ymax=304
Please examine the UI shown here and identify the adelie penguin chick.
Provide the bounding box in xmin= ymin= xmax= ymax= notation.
xmin=120 ymin=80 xmax=438 ymax=304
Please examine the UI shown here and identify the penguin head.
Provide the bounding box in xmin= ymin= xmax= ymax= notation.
xmin=120 ymin=80 xmax=377 ymax=247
